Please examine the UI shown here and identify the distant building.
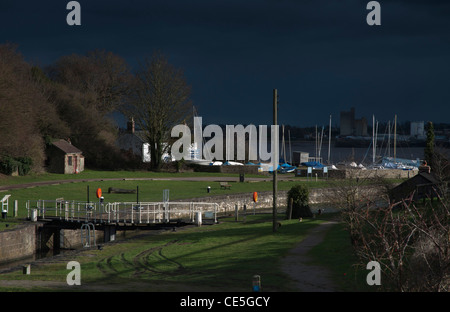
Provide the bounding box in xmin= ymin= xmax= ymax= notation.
xmin=340 ymin=107 xmax=354 ymax=136
xmin=355 ymin=118 xmax=368 ymax=136
xmin=410 ymin=121 xmax=425 ymax=139
xmin=47 ymin=139 xmax=85 ymax=174
xmin=292 ymin=151 xmax=309 ymax=166
xmin=116 ymin=117 xmax=173 ymax=163
xmin=116 ymin=117 xmax=147 ymax=161
xmin=340 ymin=107 xmax=368 ymax=136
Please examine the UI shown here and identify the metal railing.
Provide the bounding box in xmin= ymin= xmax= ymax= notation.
xmin=26 ymin=199 xmax=218 ymax=224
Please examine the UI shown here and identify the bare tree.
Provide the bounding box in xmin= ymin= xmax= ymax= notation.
xmin=126 ymin=52 xmax=192 ymax=170
xmin=342 ymin=189 xmax=449 ymax=291
xmin=327 ymin=166 xmax=449 ymax=291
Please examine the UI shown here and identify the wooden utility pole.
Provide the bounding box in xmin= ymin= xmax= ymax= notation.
xmin=273 ymin=89 xmax=278 ymax=232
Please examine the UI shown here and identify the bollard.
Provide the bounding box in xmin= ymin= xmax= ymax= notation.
xmin=195 ymin=211 xmax=202 ymax=227
xmin=31 ymin=209 xmax=38 ymax=222
xmin=207 ymin=186 xmax=211 ymax=193
xmin=252 ymin=275 xmax=261 ymax=292
xmin=23 ymin=264 xmax=30 ymax=275
xmin=14 ymin=200 xmax=18 ymax=217
xmin=287 ymin=198 xmax=293 ymax=220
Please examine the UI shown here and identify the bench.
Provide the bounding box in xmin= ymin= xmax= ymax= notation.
xmin=108 ymin=187 xmax=136 ymax=194
xmin=220 ymin=182 xmax=231 ymax=190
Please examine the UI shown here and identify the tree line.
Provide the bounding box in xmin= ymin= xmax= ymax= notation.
xmin=0 ymin=44 xmax=192 ymax=174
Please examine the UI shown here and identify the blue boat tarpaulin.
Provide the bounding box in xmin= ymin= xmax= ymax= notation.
xmin=301 ymin=161 xmax=325 ymax=168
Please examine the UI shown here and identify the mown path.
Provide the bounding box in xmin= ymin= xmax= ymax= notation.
xmin=281 ymin=220 xmax=338 ymax=292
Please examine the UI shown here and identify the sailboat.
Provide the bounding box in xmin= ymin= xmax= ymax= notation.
xmin=381 ymin=115 xmax=420 ymax=170
xmin=184 ymin=107 xmax=214 ymax=166
xmin=279 ymin=125 xmax=296 ymax=173
xmin=367 ymin=114 xmax=420 ymax=170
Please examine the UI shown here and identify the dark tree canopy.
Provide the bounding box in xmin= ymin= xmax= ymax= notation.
xmin=0 ymin=45 xmax=137 ymax=173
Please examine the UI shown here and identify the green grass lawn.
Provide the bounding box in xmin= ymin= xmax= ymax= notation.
xmin=0 ymin=170 xmax=391 ymax=291
xmin=1 ymin=171 xmax=332 ymax=219
xmin=0 ymin=169 xmax=271 ymax=186
xmin=0 ymin=169 xmax=202 ymax=184
xmin=0 ymin=214 xmax=327 ymax=292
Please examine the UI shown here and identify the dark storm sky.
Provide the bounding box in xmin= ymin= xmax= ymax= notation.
xmin=1 ymin=0 xmax=450 ymax=128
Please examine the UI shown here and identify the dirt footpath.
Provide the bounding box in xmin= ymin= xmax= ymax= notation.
xmin=281 ymin=220 xmax=338 ymax=292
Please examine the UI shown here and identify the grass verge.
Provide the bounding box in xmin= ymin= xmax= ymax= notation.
xmin=2 ymin=178 xmax=330 ymax=219
xmin=307 ymin=215 xmax=373 ymax=292
xmin=0 ymin=214 xmax=327 ymax=292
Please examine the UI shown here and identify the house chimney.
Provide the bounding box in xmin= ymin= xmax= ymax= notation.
xmin=127 ymin=117 xmax=135 ymax=134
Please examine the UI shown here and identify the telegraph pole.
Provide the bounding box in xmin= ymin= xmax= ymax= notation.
xmin=273 ymin=89 xmax=278 ymax=233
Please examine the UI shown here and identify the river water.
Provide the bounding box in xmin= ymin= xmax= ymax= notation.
xmin=284 ymin=140 xmax=426 ymax=165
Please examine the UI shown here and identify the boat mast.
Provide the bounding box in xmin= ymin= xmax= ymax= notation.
xmin=288 ymin=130 xmax=292 ymax=164
xmin=387 ymin=120 xmax=391 ymax=158
xmin=315 ymin=125 xmax=318 ymax=162
xmin=394 ymin=114 xmax=397 ymax=161
xmin=372 ymin=115 xmax=375 ymax=164
xmin=375 ymin=120 xmax=379 ymax=163
xmin=328 ymin=114 xmax=331 ymax=164
xmin=318 ymin=126 xmax=324 ymax=161
xmin=281 ymin=125 xmax=286 ymax=163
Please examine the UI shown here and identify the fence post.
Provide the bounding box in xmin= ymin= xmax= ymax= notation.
xmin=14 ymin=200 xmax=18 ymax=217
xmin=287 ymin=198 xmax=293 ymax=220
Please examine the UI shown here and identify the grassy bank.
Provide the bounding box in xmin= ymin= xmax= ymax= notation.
xmin=0 ymin=170 xmax=393 ymax=292
xmin=0 ymin=169 xmax=268 ymax=186
xmin=1 ymin=172 xmax=333 ymax=219
xmin=0 ymin=214 xmax=327 ymax=292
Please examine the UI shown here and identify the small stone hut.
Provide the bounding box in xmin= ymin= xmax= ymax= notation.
xmin=47 ymin=139 xmax=85 ymax=174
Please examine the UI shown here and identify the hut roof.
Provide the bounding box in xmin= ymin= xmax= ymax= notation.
xmin=52 ymin=139 xmax=83 ymax=154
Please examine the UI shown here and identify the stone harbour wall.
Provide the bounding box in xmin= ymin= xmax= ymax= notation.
xmin=177 ymin=184 xmax=388 ymax=215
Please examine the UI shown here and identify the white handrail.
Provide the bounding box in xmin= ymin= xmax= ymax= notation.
xmin=25 ymin=200 xmax=218 ymax=224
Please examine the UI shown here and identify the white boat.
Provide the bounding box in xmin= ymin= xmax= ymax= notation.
xmin=185 ymin=159 xmax=213 ymax=166
xmin=222 ymin=161 xmax=244 ymax=166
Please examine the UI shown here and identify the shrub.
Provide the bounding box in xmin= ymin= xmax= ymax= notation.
xmin=0 ymin=156 xmax=33 ymax=176
xmin=286 ymin=184 xmax=313 ymax=219
xmin=16 ymin=157 xmax=33 ymax=175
